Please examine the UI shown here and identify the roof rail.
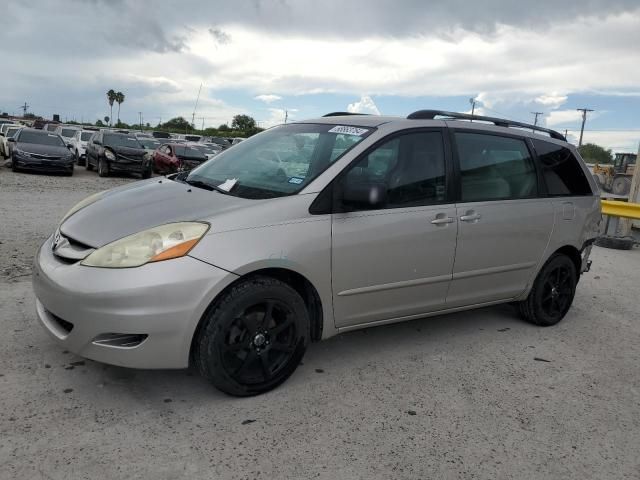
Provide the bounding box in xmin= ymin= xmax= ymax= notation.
xmin=406 ymin=109 xmax=566 ymax=141
xmin=322 ymin=112 xmax=370 ymax=117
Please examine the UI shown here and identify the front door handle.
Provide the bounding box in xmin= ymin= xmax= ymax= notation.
xmin=431 ymin=214 xmax=455 ymax=225
xmin=460 ymin=212 xmax=481 ymax=222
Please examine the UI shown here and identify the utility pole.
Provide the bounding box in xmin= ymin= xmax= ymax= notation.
xmin=138 ymin=112 xmax=143 ymax=131
xmin=469 ymin=97 xmax=477 ymax=118
xmin=531 ymin=112 xmax=543 ymax=126
xmin=191 ymin=83 xmax=203 ymax=133
xmin=19 ymin=102 xmax=29 ymax=116
xmin=284 ymin=109 xmax=288 ymax=124
xmin=201 ymin=117 xmax=205 ymax=132
xmin=577 ymin=108 xmax=594 ymax=147
xmin=564 ymin=129 xmax=568 ymax=138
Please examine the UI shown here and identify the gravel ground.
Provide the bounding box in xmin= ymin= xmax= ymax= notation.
xmin=1 ymin=166 xmax=639 ymax=479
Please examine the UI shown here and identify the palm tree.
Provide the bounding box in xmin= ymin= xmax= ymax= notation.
xmin=106 ymin=89 xmax=116 ymax=126
xmin=115 ymin=91 xmax=125 ymax=125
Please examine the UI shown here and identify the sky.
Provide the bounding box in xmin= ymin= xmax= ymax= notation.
xmin=1 ymin=0 xmax=640 ymax=152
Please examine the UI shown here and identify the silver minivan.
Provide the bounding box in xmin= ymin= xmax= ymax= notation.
xmin=32 ymin=110 xmax=601 ymax=396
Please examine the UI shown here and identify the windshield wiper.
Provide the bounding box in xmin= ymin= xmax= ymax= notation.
xmin=185 ymin=178 xmax=231 ymax=195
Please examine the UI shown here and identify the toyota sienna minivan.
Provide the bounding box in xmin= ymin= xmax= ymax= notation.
xmin=32 ymin=110 xmax=600 ymax=396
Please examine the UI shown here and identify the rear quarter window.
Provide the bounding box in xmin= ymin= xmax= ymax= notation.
xmin=532 ymin=139 xmax=593 ymax=196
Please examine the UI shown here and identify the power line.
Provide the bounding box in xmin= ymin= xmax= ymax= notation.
xmin=577 ymin=108 xmax=594 ymax=147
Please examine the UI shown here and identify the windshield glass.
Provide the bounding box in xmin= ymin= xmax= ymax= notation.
xmin=187 ymin=123 xmax=372 ymax=199
xmin=104 ymin=134 xmax=142 ymax=148
xmin=80 ymin=132 xmax=93 ymax=141
xmin=61 ymin=128 xmax=77 ymax=138
xmin=139 ymin=139 xmax=161 ymax=149
xmin=7 ymin=127 xmax=21 ymax=137
xmin=19 ymin=131 xmax=65 ymax=147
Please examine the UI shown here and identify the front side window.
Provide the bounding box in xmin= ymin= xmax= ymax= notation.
xmin=339 ymin=131 xmax=447 ymax=211
xmin=455 ymin=132 xmax=537 ymax=202
xmin=531 ymin=139 xmax=592 ymax=196
xmin=187 ymin=123 xmax=372 ymax=199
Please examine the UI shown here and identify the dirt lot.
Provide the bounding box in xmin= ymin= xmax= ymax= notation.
xmin=1 ymin=167 xmax=639 ymax=479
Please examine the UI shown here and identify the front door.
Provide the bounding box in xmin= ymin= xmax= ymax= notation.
xmin=331 ymin=130 xmax=458 ymax=328
xmin=446 ymin=131 xmax=554 ymax=307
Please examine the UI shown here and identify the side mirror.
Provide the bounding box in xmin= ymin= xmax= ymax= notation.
xmin=341 ymin=181 xmax=388 ymax=210
xmin=67 ymin=143 xmax=73 ymax=149
xmin=0 ymin=132 xmax=4 ymax=137
xmin=7 ymin=137 xmax=16 ymax=143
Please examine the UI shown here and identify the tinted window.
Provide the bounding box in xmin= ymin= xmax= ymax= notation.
xmin=81 ymin=132 xmax=93 ymax=141
xmin=455 ymin=133 xmax=537 ymax=202
xmin=17 ymin=131 xmax=65 ymax=147
xmin=61 ymin=128 xmax=77 ymax=138
xmin=532 ymin=139 xmax=592 ymax=196
xmin=340 ymin=131 xmax=447 ymax=210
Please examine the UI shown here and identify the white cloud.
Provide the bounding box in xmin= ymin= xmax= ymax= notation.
xmin=254 ymin=94 xmax=282 ymax=104
xmin=546 ymin=109 xmax=585 ymax=126
xmin=535 ymin=93 xmax=568 ymax=109
xmin=347 ymin=95 xmax=380 ymax=115
xmin=566 ymin=130 xmax=640 ymax=153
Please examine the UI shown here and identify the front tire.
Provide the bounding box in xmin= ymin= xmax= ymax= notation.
xmin=97 ymin=157 xmax=109 ymax=177
xmin=194 ymin=277 xmax=310 ymax=396
xmin=517 ymin=254 xmax=577 ymax=326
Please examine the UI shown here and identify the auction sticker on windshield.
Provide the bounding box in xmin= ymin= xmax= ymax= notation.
xmin=327 ymin=125 xmax=369 ymax=136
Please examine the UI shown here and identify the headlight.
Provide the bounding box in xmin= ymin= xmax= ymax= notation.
xmin=81 ymin=222 xmax=209 ymax=268
xmin=59 ymin=191 xmax=105 ymax=225
xmin=104 ymin=149 xmax=116 ymax=161
xmin=15 ymin=148 xmax=30 ymax=157
xmin=144 ymin=151 xmax=151 ymax=161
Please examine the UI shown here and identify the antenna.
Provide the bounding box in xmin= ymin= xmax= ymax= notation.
xmin=191 ymin=83 xmax=203 ymax=132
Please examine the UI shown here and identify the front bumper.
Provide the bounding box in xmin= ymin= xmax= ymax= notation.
xmin=109 ymin=157 xmax=150 ymax=173
xmin=14 ymin=154 xmax=74 ymax=172
xmin=32 ymin=235 xmax=236 ymax=369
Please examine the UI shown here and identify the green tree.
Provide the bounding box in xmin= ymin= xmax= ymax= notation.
xmin=231 ymin=114 xmax=257 ymax=133
xmin=578 ymin=143 xmax=613 ymax=164
xmin=218 ymin=123 xmax=230 ymax=132
xmin=106 ymin=90 xmax=116 ymax=126
xmin=96 ymin=119 xmax=105 ymax=126
xmin=115 ymin=91 xmax=125 ymax=123
xmin=161 ymin=117 xmax=191 ymax=131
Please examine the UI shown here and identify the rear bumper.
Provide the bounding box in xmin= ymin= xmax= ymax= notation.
xmin=32 ymin=235 xmax=237 ymax=369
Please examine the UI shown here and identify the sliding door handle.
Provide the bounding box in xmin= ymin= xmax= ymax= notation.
xmin=431 ymin=215 xmax=455 ymax=225
xmin=460 ymin=212 xmax=481 ymax=222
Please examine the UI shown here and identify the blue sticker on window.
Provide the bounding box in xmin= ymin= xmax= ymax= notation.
xmin=288 ymin=177 xmax=304 ymax=185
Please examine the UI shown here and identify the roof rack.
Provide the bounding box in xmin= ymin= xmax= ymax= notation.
xmin=322 ymin=112 xmax=370 ymax=117
xmin=406 ymin=109 xmax=566 ymax=141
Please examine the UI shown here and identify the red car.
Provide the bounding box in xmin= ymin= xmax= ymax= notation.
xmin=152 ymin=143 xmax=208 ymax=174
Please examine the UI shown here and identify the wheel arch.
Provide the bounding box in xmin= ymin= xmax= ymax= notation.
xmin=189 ymin=267 xmax=324 ymax=365
xmin=553 ymin=245 xmax=582 ymax=275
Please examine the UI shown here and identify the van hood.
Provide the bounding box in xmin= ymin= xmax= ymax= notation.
xmin=60 ymin=178 xmax=251 ymax=248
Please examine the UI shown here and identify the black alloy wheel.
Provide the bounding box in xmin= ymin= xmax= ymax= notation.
xmin=518 ymin=254 xmax=577 ymax=326
xmin=195 ymin=277 xmax=309 ymax=396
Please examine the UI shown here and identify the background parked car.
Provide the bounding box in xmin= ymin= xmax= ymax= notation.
xmin=151 ymin=131 xmax=171 ymax=139
xmin=9 ymin=128 xmax=75 ymax=175
xmin=69 ymin=128 xmax=97 ymax=166
xmin=207 ymin=136 xmax=231 ymax=149
xmin=138 ymin=137 xmax=162 ymax=155
xmin=0 ymin=124 xmax=24 ymax=158
xmin=187 ymin=142 xmax=221 ymax=160
xmin=152 ymin=142 xmax=208 ymax=174
xmin=54 ymin=125 xmax=81 ymax=145
xmin=42 ymin=123 xmax=60 ymax=132
xmin=85 ymin=131 xmax=152 ymax=178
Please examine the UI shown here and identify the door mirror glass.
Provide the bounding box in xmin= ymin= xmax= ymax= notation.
xmin=7 ymin=137 xmax=16 ymax=143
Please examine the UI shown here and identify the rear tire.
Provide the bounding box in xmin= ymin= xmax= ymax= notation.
xmin=85 ymin=155 xmax=94 ymax=171
xmin=194 ymin=277 xmax=310 ymax=396
xmin=612 ymin=176 xmax=631 ymax=196
xmin=517 ymin=254 xmax=577 ymax=327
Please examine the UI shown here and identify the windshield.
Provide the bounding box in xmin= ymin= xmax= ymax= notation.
xmin=186 ymin=123 xmax=372 ymax=199
xmin=61 ymin=128 xmax=77 ymax=138
xmin=81 ymin=132 xmax=93 ymax=141
xmin=139 ymin=139 xmax=161 ymax=149
xmin=104 ymin=134 xmax=142 ymax=148
xmin=6 ymin=127 xmax=21 ymax=137
xmin=19 ymin=131 xmax=65 ymax=147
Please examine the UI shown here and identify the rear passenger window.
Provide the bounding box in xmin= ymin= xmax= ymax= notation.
xmin=532 ymin=139 xmax=592 ymax=196
xmin=455 ymin=133 xmax=537 ymax=202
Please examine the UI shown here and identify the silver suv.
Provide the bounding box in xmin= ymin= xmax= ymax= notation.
xmin=32 ymin=110 xmax=600 ymax=396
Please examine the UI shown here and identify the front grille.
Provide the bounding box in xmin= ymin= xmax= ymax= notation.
xmin=52 ymin=231 xmax=95 ymax=262
xmin=31 ymin=153 xmax=62 ymax=160
xmin=49 ymin=311 xmax=74 ymax=333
